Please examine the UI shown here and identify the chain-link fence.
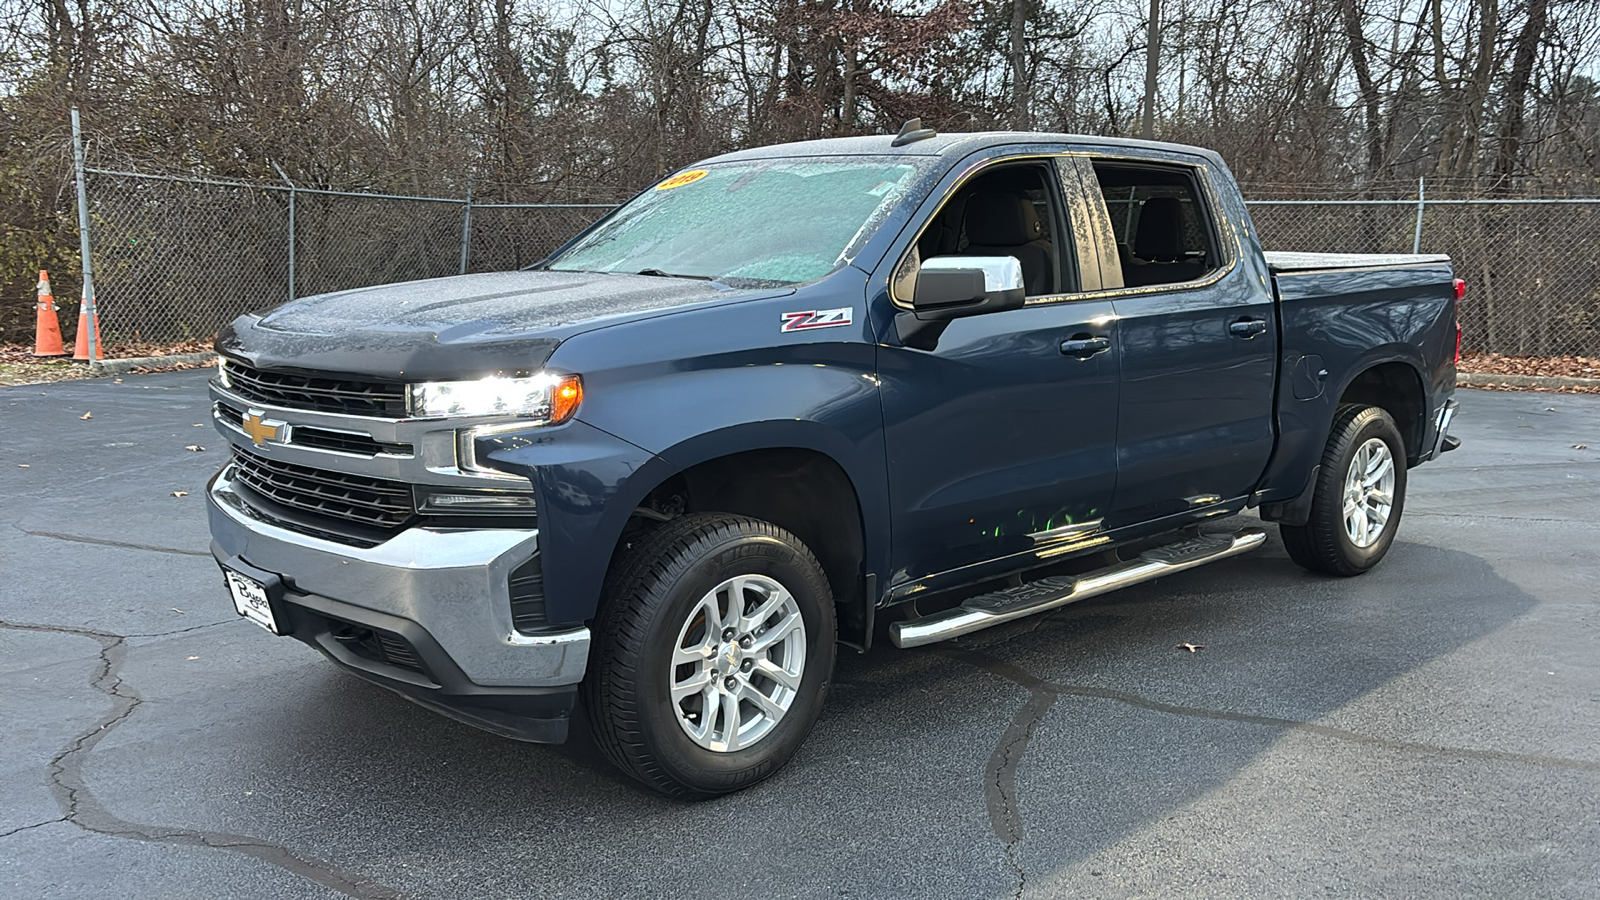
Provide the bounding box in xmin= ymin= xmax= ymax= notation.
xmin=75 ymin=164 xmax=1600 ymax=356
xmin=1248 ymin=198 xmax=1600 ymax=356
xmin=82 ymin=167 xmax=616 ymax=343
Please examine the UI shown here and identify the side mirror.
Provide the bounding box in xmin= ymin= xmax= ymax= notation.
xmin=897 ymin=256 xmax=1027 ymax=350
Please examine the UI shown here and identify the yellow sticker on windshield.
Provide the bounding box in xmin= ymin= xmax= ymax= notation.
xmin=655 ymin=169 xmax=708 ymax=190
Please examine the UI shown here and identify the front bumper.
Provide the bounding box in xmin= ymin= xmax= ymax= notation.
xmin=207 ymin=468 xmax=589 ymax=742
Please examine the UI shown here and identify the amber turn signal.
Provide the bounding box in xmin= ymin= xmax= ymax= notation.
xmin=551 ymin=374 xmax=583 ymax=424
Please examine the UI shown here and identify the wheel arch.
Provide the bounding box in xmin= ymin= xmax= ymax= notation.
xmin=1260 ymin=347 xmax=1430 ymax=525
xmin=607 ymin=422 xmax=888 ymax=650
xmin=1334 ymin=353 xmax=1430 ymax=462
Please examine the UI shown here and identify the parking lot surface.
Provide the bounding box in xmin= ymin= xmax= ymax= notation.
xmin=2 ymin=370 xmax=1597 ymax=899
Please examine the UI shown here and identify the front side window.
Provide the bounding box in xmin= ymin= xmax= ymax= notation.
xmin=1092 ymin=162 xmax=1221 ymax=288
xmin=547 ymin=157 xmax=931 ymax=286
xmin=911 ymin=162 xmax=1072 ymax=298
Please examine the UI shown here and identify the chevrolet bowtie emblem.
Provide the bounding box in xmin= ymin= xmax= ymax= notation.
xmin=241 ymin=410 xmax=285 ymax=446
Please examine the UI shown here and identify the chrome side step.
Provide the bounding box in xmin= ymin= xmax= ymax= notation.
xmin=889 ymin=528 xmax=1268 ymax=648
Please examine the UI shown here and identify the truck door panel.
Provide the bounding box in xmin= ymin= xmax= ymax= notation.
xmin=1087 ymin=159 xmax=1277 ymax=525
xmin=876 ymin=156 xmax=1120 ymax=588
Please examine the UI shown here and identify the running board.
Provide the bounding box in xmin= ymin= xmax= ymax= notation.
xmin=889 ymin=528 xmax=1269 ymax=648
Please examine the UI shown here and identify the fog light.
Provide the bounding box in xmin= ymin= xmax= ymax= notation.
xmin=414 ymin=486 xmax=537 ymax=515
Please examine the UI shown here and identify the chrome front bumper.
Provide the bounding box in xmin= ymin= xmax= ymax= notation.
xmin=207 ymin=467 xmax=589 ymax=688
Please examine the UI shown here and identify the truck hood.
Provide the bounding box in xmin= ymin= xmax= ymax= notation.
xmin=217 ymin=270 xmax=777 ymax=381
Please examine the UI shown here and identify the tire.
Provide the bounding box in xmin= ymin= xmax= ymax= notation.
xmin=1281 ymin=405 xmax=1408 ymax=577
xmin=583 ymin=513 xmax=837 ymax=798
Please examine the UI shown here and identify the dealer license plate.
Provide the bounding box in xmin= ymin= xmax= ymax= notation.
xmin=226 ymin=569 xmax=279 ymax=634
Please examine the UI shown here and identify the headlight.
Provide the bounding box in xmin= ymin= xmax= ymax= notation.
xmin=408 ymin=373 xmax=583 ymax=422
xmin=216 ymin=357 xmax=232 ymax=388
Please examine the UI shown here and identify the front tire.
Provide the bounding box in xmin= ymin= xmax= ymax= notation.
xmin=1281 ymin=405 xmax=1408 ymax=577
xmin=584 ymin=513 xmax=837 ymax=798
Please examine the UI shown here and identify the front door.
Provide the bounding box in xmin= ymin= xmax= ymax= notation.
xmin=876 ymin=156 xmax=1121 ymax=592
xmin=1084 ymin=156 xmax=1277 ymax=525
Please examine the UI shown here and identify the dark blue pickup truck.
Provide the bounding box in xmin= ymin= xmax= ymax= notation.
xmin=207 ymin=126 xmax=1462 ymax=797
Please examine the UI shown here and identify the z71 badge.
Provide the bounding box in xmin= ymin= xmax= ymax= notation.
xmin=780 ymin=307 xmax=853 ymax=333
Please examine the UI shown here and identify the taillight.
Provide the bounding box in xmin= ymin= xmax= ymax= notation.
xmin=1452 ymin=278 xmax=1465 ymax=364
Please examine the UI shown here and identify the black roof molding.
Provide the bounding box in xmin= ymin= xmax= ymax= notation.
xmin=891 ymin=118 xmax=938 ymax=147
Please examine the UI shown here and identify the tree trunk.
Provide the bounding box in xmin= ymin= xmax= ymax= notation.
xmin=1010 ymin=0 xmax=1031 ymax=130
xmin=1140 ymin=0 xmax=1160 ymax=139
xmin=1494 ymin=0 xmax=1550 ymax=186
xmin=1339 ymin=0 xmax=1384 ymax=179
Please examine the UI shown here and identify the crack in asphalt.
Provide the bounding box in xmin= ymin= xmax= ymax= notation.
xmin=934 ymin=639 xmax=1600 ymax=897
xmin=0 ymin=818 xmax=67 ymax=839
xmin=0 ymin=619 xmax=401 ymax=899
xmin=125 ymin=619 xmax=236 ymax=640
xmin=936 ymin=643 xmax=1600 ymax=844
xmin=1406 ymin=511 xmax=1599 ymax=526
xmin=19 ymin=528 xmax=211 ymax=558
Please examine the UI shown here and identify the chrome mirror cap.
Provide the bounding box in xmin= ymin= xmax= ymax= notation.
xmin=920 ymin=255 xmax=1024 ymax=294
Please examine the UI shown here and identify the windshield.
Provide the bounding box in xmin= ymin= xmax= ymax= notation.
xmin=546 ymin=157 xmax=929 ymax=285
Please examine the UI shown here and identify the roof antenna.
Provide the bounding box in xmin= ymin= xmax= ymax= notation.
xmin=891 ymin=117 xmax=938 ymax=147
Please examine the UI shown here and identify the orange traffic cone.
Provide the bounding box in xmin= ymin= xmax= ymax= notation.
xmin=72 ymin=291 xmax=102 ymax=362
xmin=31 ymin=270 xmax=68 ymax=357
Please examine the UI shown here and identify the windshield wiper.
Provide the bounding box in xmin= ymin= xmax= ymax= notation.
xmin=635 ymin=268 xmax=711 ymax=281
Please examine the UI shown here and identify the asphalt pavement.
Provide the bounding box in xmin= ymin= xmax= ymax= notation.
xmin=2 ymin=370 xmax=1597 ymax=899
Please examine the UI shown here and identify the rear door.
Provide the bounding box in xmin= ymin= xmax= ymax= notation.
xmin=1080 ymin=155 xmax=1278 ymax=525
xmin=875 ymin=153 xmax=1121 ymax=594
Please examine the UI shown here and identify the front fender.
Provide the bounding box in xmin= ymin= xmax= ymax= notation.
xmin=485 ymin=278 xmax=892 ymax=622
xmin=477 ymin=420 xmax=680 ymax=625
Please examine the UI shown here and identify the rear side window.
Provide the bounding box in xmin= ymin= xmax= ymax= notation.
xmin=1092 ymin=162 xmax=1220 ymax=288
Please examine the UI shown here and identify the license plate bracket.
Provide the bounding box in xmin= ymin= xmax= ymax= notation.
xmin=219 ymin=558 xmax=291 ymax=636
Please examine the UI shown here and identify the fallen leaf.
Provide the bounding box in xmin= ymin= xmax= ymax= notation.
xmin=1545 ymin=407 xmax=1557 ymax=411
xmin=171 ymin=490 xmax=188 ymax=497
xmin=171 ymin=608 xmax=184 ymax=613
xmin=80 ymin=411 xmax=92 ymax=420
xmin=16 ymin=464 xmax=28 ymax=468
xmin=192 ymin=423 xmax=204 ymax=427
xmin=186 ymin=656 xmax=199 ymax=661
xmin=1178 ymin=642 xmax=1205 ymax=653
xmin=185 ymin=445 xmax=205 ymax=452
xmin=1575 ymin=444 xmax=1589 ymax=450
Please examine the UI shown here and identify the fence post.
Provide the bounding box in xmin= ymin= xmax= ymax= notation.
xmin=271 ymin=162 xmax=297 ymax=301
xmin=1412 ymin=177 xmax=1425 ymax=254
xmin=459 ymin=179 xmax=474 ymax=275
xmin=69 ymin=107 xmax=102 ymax=360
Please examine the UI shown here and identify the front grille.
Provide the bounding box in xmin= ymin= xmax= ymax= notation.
xmin=216 ymin=401 xmax=412 ymax=457
xmin=223 ymin=359 xmax=407 ymax=418
xmin=230 ymin=447 xmax=415 ymax=542
xmin=243 ymin=499 xmax=387 ymax=548
xmin=291 ymin=427 xmax=412 ymax=457
xmin=509 ymin=557 xmax=547 ymax=632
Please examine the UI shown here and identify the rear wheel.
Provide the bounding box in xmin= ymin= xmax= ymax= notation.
xmin=1281 ymin=405 xmax=1408 ymax=576
xmin=584 ymin=513 xmax=836 ymax=798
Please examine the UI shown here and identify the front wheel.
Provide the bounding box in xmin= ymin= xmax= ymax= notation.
xmin=1281 ymin=405 xmax=1408 ymax=576
xmin=584 ymin=513 xmax=836 ymax=798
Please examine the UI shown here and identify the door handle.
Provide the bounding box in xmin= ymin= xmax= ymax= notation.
xmin=1060 ymin=335 xmax=1111 ymax=358
xmin=1229 ymin=318 xmax=1268 ymax=338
